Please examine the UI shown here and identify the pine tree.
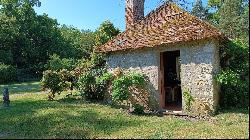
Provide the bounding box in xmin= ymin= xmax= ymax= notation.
xmin=191 ymin=0 xmax=208 ymax=20
xmin=218 ymin=0 xmax=246 ymax=39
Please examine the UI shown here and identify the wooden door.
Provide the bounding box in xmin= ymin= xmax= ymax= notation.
xmin=160 ymin=52 xmax=165 ymax=108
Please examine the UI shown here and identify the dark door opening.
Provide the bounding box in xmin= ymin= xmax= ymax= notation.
xmin=161 ymin=50 xmax=182 ymax=111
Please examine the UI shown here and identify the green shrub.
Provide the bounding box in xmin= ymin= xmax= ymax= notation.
xmin=77 ymin=68 xmax=113 ymax=101
xmin=216 ymin=69 xmax=240 ymax=86
xmin=183 ymin=90 xmax=194 ymax=111
xmin=73 ymin=52 xmax=106 ymax=77
xmin=217 ymin=39 xmax=249 ymax=108
xmin=112 ymin=75 xmax=131 ymax=101
xmin=89 ymin=52 xmax=106 ymax=69
xmin=45 ymin=54 xmax=76 ymax=71
xmin=0 ymin=63 xmax=17 ymax=84
xmin=41 ymin=69 xmax=75 ymax=100
xmin=133 ymin=104 xmax=145 ymax=115
xmin=216 ymin=70 xmax=249 ymax=108
xmin=111 ymin=71 xmax=146 ymax=102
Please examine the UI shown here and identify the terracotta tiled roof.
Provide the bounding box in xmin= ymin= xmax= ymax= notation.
xmin=96 ymin=2 xmax=225 ymax=53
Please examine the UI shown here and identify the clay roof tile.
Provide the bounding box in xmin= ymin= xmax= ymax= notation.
xmin=96 ymin=2 xmax=226 ymax=53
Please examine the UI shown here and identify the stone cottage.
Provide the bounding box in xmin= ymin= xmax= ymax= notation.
xmin=96 ymin=0 xmax=228 ymax=113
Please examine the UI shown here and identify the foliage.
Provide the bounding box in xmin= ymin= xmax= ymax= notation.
xmin=0 ymin=1 xmax=96 ymax=82
xmin=41 ymin=69 xmax=75 ymax=100
xmin=207 ymin=0 xmax=249 ymax=43
xmin=45 ymin=54 xmax=77 ymax=71
xmin=191 ymin=0 xmax=208 ymax=20
xmin=74 ymin=52 xmax=106 ymax=77
xmin=216 ymin=70 xmax=240 ymax=86
xmin=57 ymin=25 xmax=95 ymax=59
xmin=208 ymin=0 xmax=222 ymax=8
xmin=204 ymin=0 xmax=250 ymax=107
xmin=112 ymin=75 xmax=131 ymax=101
xmin=0 ymin=63 xmax=17 ymax=84
xmin=216 ymin=70 xmax=249 ymax=108
xmin=217 ymin=39 xmax=249 ymax=108
xmin=41 ymin=70 xmax=63 ymax=100
xmin=95 ymin=20 xmax=120 ymax=46
xmin=183 ymin=90 xmax=194 ymax=111
xmin=0 ymin=50 xmax=13 ymax=65
xmin=133 ymin=104 xmax=145 ymax=115
xmin=77 ymin=69 xmax=113 ymax=101
xmin=111 ymin=72 xmax=146 ymax=102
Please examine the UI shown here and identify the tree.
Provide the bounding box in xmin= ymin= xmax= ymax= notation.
xmin=218 ymin=0 xmax=244 ymax=39
xmin=57 ymin=25 xmax=95 ymax=60
xmin=191 ymin=0 xmax=208 ymax=20
xmin=95 ymin=20 xmax=120 ymax=46
xmin=0 ymin=0 xmax=97 ymax=78
xmin=207 ymin=0 xmax=249 ymax=42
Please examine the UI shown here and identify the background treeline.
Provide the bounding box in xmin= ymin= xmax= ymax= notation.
xmin=0 ymin=0 xmax=120 ymax=83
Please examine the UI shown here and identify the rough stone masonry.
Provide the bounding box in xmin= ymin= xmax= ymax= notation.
xmin=106 ymin=39 xmax=220 ymax=112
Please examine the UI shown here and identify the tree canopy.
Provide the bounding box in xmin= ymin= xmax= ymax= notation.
xmin=0 ymin=0 xmax=119 ymax=80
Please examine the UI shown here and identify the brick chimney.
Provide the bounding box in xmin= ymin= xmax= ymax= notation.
xmin=125 ymin=0 xmax=145 ymax=29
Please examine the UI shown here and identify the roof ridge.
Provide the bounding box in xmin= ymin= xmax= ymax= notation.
xmin=96 ymin=1 xmax=227 ymax=52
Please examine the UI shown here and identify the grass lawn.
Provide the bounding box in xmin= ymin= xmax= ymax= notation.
xmin=0 ymin=81 xmax=249 ymax=139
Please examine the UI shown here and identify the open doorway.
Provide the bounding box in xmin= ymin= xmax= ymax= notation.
xmin=160 ymin=50 xmax=182 ymax=111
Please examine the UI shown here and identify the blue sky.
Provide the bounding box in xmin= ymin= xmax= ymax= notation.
xmin=34 ymin=0 xmax=207 ymax=31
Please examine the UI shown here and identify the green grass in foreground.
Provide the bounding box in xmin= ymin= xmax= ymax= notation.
xmin=0 ymin=81 xmax=249 ymax=139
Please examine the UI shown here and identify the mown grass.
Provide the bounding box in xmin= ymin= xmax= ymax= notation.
xmin=0 ymin=81 xmax=249 ymax=139
xmin=0 ymin=81 xmax=41 ymax=94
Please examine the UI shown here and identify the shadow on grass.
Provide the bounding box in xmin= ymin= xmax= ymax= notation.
xmin=0 ymin=98 xmax=143 ymax=139
xmin=0 ymin=81 xmax=41 ymax=94
xmin=215 ymin=107 xmax=249 ymax=115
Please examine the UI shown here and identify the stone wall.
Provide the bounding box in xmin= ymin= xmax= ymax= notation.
xmin=106 ymin=48 xmax=160 ymax=109
xmin=106 ymin=39 xmax=220 ymax=112
xmin=179 ymin=40 xmax=220 ymax=113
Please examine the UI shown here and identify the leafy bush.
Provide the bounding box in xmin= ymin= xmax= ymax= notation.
xmin=217 ymin=39 xmax=249 ymax=108
xmin=111 ymin=72 xmax=146 ymax=102
xmin=112 ymin=75 xmax=131 ymax=101
xmin=0 ymin=63 xmax=17 ymax=84
xmin=111 ymin=71 xmax=149 ymax=113
xmin=133 ymin=104 xmax=145 ymax=115
xmin=45 ymin=54 xmax=77 ymax=71
xmin=73 ymin=52 xmax=106 ymax=77
xmin=216 ymin=70 xmax=240 ymax=86
xmin=183 ymin=90 xmax=194 ymax=111
xmin=41 ymin=69 xmax=75 ymax=100
xmin=77 ymin=68 xmax=113 ymax=101
xmin=216 ymin=70 xmax=249 ymax=108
